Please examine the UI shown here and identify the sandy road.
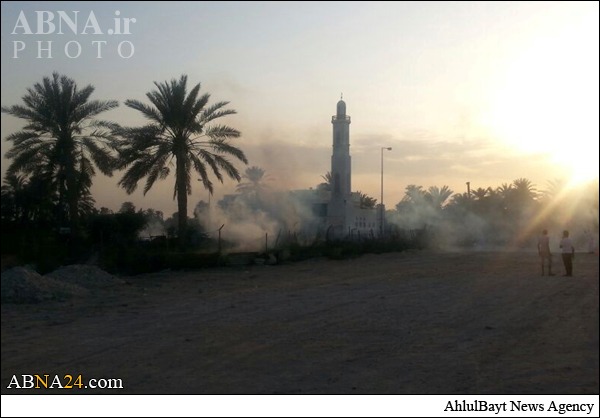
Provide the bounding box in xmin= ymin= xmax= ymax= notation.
xmin=1 ymin=250 xmax=598 ymax=394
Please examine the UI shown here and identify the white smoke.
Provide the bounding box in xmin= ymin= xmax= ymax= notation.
xmin=194 ymin=189 xmax=322 ymax=253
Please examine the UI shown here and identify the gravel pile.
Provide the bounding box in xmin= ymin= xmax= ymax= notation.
xmin=46 ymin=265 xmax=125 ymax=289
xmin=1 ymin=267 xmax=88 ymax=304
xmin=1 ymin=265 xmax=124 ymax=304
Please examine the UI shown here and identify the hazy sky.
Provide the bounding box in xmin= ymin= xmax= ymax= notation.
xmin=1 ymin=1 xmax=598 ymax=217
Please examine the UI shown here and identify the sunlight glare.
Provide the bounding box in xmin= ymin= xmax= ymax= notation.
xmin=484 ymin=16 xmax=599 ymax=185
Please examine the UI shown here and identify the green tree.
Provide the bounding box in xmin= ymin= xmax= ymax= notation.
xmin=115 ymin=75 xmax=247 ymax=249
xmin=1 ymin=72 xmax=118 ymax=236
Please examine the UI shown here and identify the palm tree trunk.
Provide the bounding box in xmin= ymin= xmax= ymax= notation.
xmin=176 ymin=152 xmax=188 ymax=251
xmin=63 ymin=137 xmax=80 ymax=248
xmin=68 ymin=190 xmax=80 ymax=255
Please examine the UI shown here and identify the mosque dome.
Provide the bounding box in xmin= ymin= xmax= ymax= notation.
xmin=336 ymin=99 xmax=346 ymax=116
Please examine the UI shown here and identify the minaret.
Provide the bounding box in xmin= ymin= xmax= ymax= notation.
xmin=328 ymin=95 xmax=351 ymax=231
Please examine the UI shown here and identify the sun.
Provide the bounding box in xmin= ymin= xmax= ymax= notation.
xmin=483 ymin=13 xmax=599 ymax=186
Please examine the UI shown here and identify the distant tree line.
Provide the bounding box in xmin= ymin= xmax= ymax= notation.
xmin=1 ymin=72 xmax=598 ymax=271
xmin=388 ymin=178 xmax=598 ymax=249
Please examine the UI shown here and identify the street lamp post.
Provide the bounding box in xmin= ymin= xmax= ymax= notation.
xmin=380 ymin=147 xmax=392 ymax=237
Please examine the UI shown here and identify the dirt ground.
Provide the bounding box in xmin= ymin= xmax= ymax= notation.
xmin=1 ymin=250 xmax=598 ymax=394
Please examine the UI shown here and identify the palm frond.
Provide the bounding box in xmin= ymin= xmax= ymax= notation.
xmin=143 ymin=154 xmax=171 ymax=195
xmin=124 ymin=99 xmax=163 ymax=124
xmin=204 ymin=124 xmax=241 ymax=140
xmin=208 ymin=138 xmax=248 ymax=164
xmin=196 ymin=150 xmax=223 ymax=183
xmin=81 ymin=138 xmax=118 ymax=175
xmin=190 ymin=153 xmax=214 ymax=194
xmin=200 ymin=101 xmax=236 ymax=124
xmin=211 ymin=154 xmax=242 ymax=182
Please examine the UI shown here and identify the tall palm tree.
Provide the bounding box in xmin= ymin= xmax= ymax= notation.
xmin=116 ymin=75 xmax=248 ymax=249
xmin=2 ymin=72 xmax=118 ymax=235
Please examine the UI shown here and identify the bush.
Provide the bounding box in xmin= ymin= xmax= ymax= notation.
xmin=283 ymin=232 xmax=426 ymax=262
xmin=0 ymin=223 xmax=71 ymax=274
xmin=98 ymin=246 xmax=223 ymax=275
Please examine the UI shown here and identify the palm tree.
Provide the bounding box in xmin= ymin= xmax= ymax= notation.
xmin=425 ymin=185 xmax=453 ymax=210
xmin=495 ymin=183 xmax=513 ymax=200
xmin=236 ymin=166 xmax=271 ymax=195
xmin=116 ymin=75 xmax=248 ymax=249
xmin=448 ymin=192 xmax=470 ymax=208
xmin=0 ymin=172 xmax=27 ymax=222
xmin=317 ymin=171 xmax=333 ymax=191
xmin=401 ymin=184 xmax=426 ymax=205
xmin=508 ymin=177 xmax=538 ymax=221
xmin=540 ymin=179 xmax=566 ymax=204
xmin=512 ymin=177 xmax=538 ymax=202
xmin=470 ymin=186 xmax=497 ymax=218
xmin=395 ymin=185 xmax=427 ymax=228
xmin=471 ymin=187 xmax=490 ymax=201
xmin=2 ymin=72 xmax=118 ymax=235
xmin=358 ymin=191 xmax=377 ymax=209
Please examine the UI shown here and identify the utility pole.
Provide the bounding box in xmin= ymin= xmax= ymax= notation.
xmin=380 ymin=147 xmax=392 ymax=237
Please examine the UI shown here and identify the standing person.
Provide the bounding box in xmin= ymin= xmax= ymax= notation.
xmin=559 ymin=230 xmax=575 ymax=277
xmin=537 ymin=229 xmax=554 ymax=276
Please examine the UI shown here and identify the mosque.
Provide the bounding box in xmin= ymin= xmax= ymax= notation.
xmin=217 ymin=97 xmax=383 ymax=242
xmin=292 ymin=97 xmax=382 ymax=239
xmin=327 ymin=97 xmax=381 ymax=237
